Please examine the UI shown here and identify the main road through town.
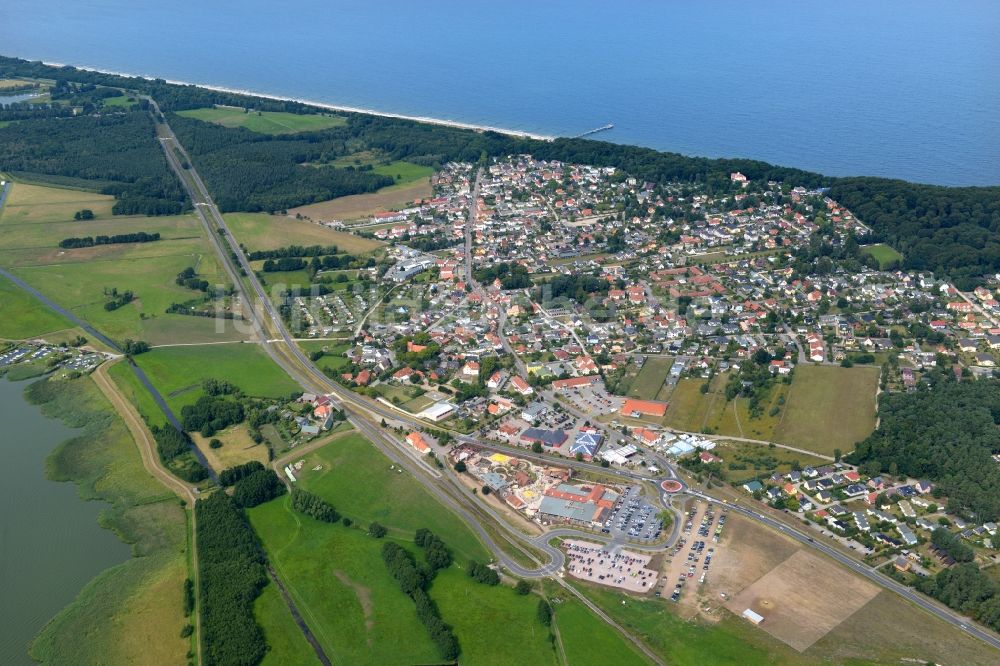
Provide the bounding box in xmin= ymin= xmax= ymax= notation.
xmin=146 ymin=100 xmax=1000 ymax=655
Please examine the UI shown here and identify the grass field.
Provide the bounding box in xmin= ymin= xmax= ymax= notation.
xmin=26 ymin=376 xmax=189 ymax=665
xmin=571 ymin=581 xmax=805 ymax=665
xmin=289 ymin=179 xmax=433 ymax=221
xmin=224 ymin=212 xmax=385 ymax=253
xmin=544 ymin=584 xmax=650 ymax=666
xmin=0 ymin=181 xmax=115 ymax=224
xmin=429 ymin=568 xmax=558 ymax=666
xmin=248 ymin=497 xmax=442 ymax=665
xmin=295 ymin=433 xmax=489 ymax=561
xmin=0 ymin=182 xmax=248 ymax=345
xmin=665 ymin=374 xmax=790 ymax=440
xmin=296 ymin=341 xmax=352 ymax=375
xmin=862 ymin=243 xmax=903 ymax=269
xmin=711 ymin=440 xmax=826 ymax=483
xmin=773 ymin=365 xmax=879 ymax=456
xmin=255 ymin=583 xmax=320 ymax=666
xmin=191 ymin=423 xmax=270 ymax=473
xmin=177 ymin=106 xmax=347 ymax=134
xmin=131 ymin=343 xmax=299 ymax=414
xmin=626 ymin=357 xmax=672 ymax=400
xmin=372 ymin=160 xmax=434 ymax=186
xmin=0 ymin=273 xmax=71 ymax=339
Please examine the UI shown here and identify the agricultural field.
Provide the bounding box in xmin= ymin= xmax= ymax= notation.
xmin=862 ymin=243 xmax=903 ymax=269
xmin=429 ymin=567 xmax=558 ymax=666
xmin=289 ymin=178 xmax=432 ymax=222
xmin=0 ymin=273 xmax=71 ymax=339
xmin=131 ymin=343 xmax=300 ymax=415
xmin=176 ymin=106 xmax=347 ymax=134
xmin=293 ymin=433 xmax=489 ymax=561
xmin=0 ymin=181 xmax=116 ymax=225
xmin=224 ymin=212 xmax=384 ymax=254
xmin=664 ymin=374 xmax=790 ymax=440
xmin=773 ymin=365 xmax=880 ymax=456
xmin=248 ymin=497 xmax=443 ymax=665
xmin=26 ymin=376 xmax=190 ymax=665
xmin=0 ymin=182 xmax=246 ymax=344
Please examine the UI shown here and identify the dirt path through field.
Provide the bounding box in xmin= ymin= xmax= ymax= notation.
xmin=333 ymin=570 xmax=374 ymax=643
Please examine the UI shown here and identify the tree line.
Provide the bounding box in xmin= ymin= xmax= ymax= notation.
xmin=181 ymin=394 xmax=245 ymax=436
xmin=195 ymin=492 xmax=269 ymax=666
xmin=246 ymin=244 xmax=340 ymax=260
xmin=381 ymin=539 xmax=460 ymax=660
xmin=59 ymin=232 xmax=161 ymax=249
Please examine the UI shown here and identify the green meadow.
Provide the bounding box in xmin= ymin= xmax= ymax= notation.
xmin=131 ymin=343 xmax=300 ymax=414
xmin=0 ymin=273 xmax=71 ymax=339
xmin=177 ymin=106 xmax=347 ymax=134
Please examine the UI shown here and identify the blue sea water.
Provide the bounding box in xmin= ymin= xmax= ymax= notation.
xmin=1 ymin=0 xmax=998 ymax=185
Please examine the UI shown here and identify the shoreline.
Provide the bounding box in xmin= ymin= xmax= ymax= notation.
xmin=41 ymin=60 xmax=557 ymax=141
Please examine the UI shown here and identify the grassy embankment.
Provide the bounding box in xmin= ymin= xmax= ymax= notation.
xmin=177 ymin=106 xmax=347 ymax=134
xmin=25 ymin=376 xmax=190 ymax=664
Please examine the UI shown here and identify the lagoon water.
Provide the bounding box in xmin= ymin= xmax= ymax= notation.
xmin=0 ymin=377 xmax=129 ymax=664
xmin=0 ymin=0 xmax=998 ymax=185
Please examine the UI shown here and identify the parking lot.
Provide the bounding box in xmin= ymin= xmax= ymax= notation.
xmin=658 ymin=499 xmax=727 ymax=603
xmin=563 ymin=538 xmax=659 ymax=593
xmin=556 ymin=382 xmax=624 ymax=416
xmin=600 ymin=485 xmax=665 ymax=543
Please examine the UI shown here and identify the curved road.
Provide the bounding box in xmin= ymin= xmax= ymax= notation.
xmin=145 ymin=102 xmax=1000 ymax=655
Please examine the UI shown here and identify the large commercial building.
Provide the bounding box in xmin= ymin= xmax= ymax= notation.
xmin=537 ymin=483 xmax=618 ymax=526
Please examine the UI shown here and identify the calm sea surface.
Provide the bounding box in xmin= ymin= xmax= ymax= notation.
xmin=0 ymin=377 xmax=129 ymax=664
xmin=1 ymin=0 xmax=998 ymax=184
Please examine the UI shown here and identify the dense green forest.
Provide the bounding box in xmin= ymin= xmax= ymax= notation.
xmin=0 ymin=110 xmax=186 ymax=215
xmin=1 ymin=55 xmax=998 ymax=282
xmin=828 ymin=178 xmax=1000 ymax=289
xmin=848 ymin=379 xmax=1000 ymax=521
xmin=167 ymin=113 xmax=393 ymax=212
xmin=195 ymin=492 xmax=269 ymax=666
xmin=150 ymin=425 xmax=209 ymax=482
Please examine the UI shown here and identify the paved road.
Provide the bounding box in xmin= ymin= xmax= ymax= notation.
xmin=147 ymin=103 xmax=1000 ymax=654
